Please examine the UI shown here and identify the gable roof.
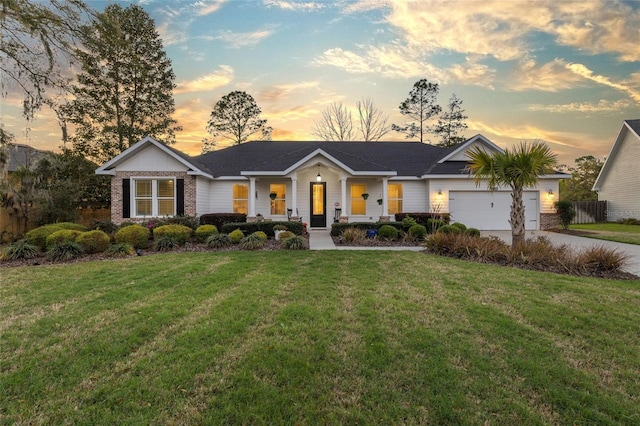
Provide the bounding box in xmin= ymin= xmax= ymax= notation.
xmin=4 ymin=144 xmax=51 ymax=173
xmin=593 ymin=119 xmax=640 ymax=191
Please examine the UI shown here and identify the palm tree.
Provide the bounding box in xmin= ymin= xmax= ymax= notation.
xmin=466 ymin=141 xmax=558 ymax=247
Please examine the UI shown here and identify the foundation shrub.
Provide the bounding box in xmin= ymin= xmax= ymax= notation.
xmin=206 ymin=233 xmax=232 ymax=249
xmin=153 ymin=224 xmax=192 ymax=244
xmin=195 ymin=225 xmax=218 ymax=243
xmin=106 ymin=243 xmax=135 ymax=257
xmin=229 ymin=229 xmax=245 ymax=244
xmin=253 ymin=231 xmax=268 ymax=242
xmin=1 ymin=240 xmax=39 ymax=261
xmin=408 ymin=224 xmax=427 ymax=241
xmin=54 ymin=222 xmax=88 ymax=232
xmin=277 ymin=231 xmax=295 ymax=241
xmin=342 ymin=228 xmax=366 ymax=243
xmin=46 ymin=241 xmax=83 ymax=261
xmin=199 ymin=213 xmax=247 ymax=230
xmin=154 ymin=236 xmax=179 ymax=252
xmin=427 ymin=218 xmax=446 ymax=233
xmin=25 ymin=225 xmax=64 ymax=250
xmin=239 ymin=233 xmax=266 ymax=250
xmin=76 ymin=230 xmax=111 ymax=254
xmin=114 ymin=224 xmax=150 ymax=249
xmin=451 ymin=223 xmax=467 ymax=232
xmin=465 ymin=227 xmax=481 ymax=237
xmin=281 ymin=235 xmax=306 ymax=250
xmin=221 ymin=221 xmax=302 ymax=236
xmin=377 ymin=225 xmax=399 ymax=241
xmin=46 ymin=229 xmax=83 ymax=250
xmin=436 ymin=224 xmax=462 ymax=235
xmin=575 ymin=246 xmax=628 ymax=273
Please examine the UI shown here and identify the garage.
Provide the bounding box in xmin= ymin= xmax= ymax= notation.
xmin=448 ymin=191 xmax=539 ymax=230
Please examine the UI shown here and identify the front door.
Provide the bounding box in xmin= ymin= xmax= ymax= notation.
xmin=310 ymin=182 xmax=326 ymax=228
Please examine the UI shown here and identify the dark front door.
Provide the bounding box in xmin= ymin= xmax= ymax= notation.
xmin=310 ymin=182 xmax=326 ymax=227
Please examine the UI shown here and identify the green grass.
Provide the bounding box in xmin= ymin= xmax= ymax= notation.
xmin=570 ymin=223 xmax=640 ymax=245
xmin=2 ymin=251 xmax=640 ymax=424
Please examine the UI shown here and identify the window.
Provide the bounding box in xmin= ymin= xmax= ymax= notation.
xmin=133 ymin=178 xmax=175 ymax=217
xmin=388 ymin=184 xmax=403 ymax=215
xmin=233 ymin=184 xmax=248 ymax=214
xmin=351 ymin=184 xmax=366 ymax=215
xmin=270 ymin=183 xmax=286 ymax=215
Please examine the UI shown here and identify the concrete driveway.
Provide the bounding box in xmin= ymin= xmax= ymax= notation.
xmin=481 ymin=230 xmax=640 ymax=277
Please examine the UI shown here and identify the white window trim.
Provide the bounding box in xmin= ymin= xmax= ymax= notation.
xmin=131 ymin=177 xmax=176 ymax=218
xmin=232 ymin=183 xmax=249 ymax=214
xmin=388 ymin=183 xmax=403 ymax=215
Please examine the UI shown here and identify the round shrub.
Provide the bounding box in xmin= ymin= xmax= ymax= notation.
xmin=76 ymin=230 xmax=111 ymax=254
xmin=206 ymin=233 xmax=232 ymax=248
xmin=253 ymin=231 xmax=268 ymax=242
xmin=427 ymin=218 xmax=445 ymax=233
xmin=46 ymin=229 xmax=83 ymax=250
xmin=229 ymin=229 xmax=244 ymax=244
xmin=106 ymin=243 xmax=135 ymax=257
xmin=154 ymin=236 xmax=179 ymax=252
xmin=114 ymin=224 xmax=150 ymax=249
xmin=153 ymin=224 xmax=192 ymax=244
xmin=277 ymin=230 xmax=295 ymax=241
xmin=436 ymin=224 xmax=462 ymax=235
xmin=195 ymin=224 xmax=218 ymax=243
xmin=54 ymin=222 xmax=88 ymax=232
xmin=451 ymin=222 xmax=467 ymax=232
xmin=273 ymin=224 xmax=288 ymax=231
xmin=378 ymin=224 xmax=399 ymax=241
xmin=465 ymin=227 xmax=481 ymax=237
xmin=47 ymin=241 xmax=83 ymax=262
xmin=281 ymin=235 xmax=306 ymax=250
xmin=25 ymin=225 xmax=64 ymax=250
xmin=1 ymin=240 xmax=39 ymax=261
xmin=240 ymin=233 xmax=266 ymax=250
xmin=408 ymin=224 xmax=427 ymax=240
xmin=402 ymin=216 xmax=417 ymax=229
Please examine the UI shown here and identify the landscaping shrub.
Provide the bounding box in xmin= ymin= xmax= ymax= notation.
xmin=277 ymin=231 xmax=295 ymax=241
xmin=47 ymin=241 xmax=84 ymax=262
xmin=195 ymin=225 xmax=218 ymax=243
xmin=281 ymin=235 xmax=306 ymax=250
xmin=330 ymin=222 xmax=402 ymax=237
xmin=576 ymin=245 xmax=628 ymax=273
xmin=90 ymin=220 xmax=118 ymax=234
xmin=25 ymin=225 xmax=64 ymax=250
xmin=54 ymin=222 xmax=88 ymax=232
xmin=221 ymin=221 xmax=302 ymax=236
xmin=76 ymin=230 xmax=111 ymax=254
xmin=1 ymin=240 xmax=39 ymax=261
xmin=465 ymin=227 xmax=481 ymax=237
xmin=451 ymin=222 xmax=467 ymax=232
xmin=229 ymin=229 xmax=244 ymax=244
xmin=424 ymin=233 xmax=509 ymax=262
xmin=253 ymin=231 xmax=268 ymax=242
xmin=402 ymin=216 xmax=417 ymax=230
xmin=114 ymin=224 xmax=150 ymax=249
xmin=273 ymin=224 xmax=288 ymax=231
xmin=154 ymin=236 xmax=179 ymax=252
xmin=554 ymin=200 xmax=575 ymax=230
xmin=426 ymin=218 xmax=445 ymax=233
xmin=105 ymin=243 xmax=135 ymax=257
xmin=160 ymin=214 xmax=199 ymax=230
xmin=239 ymin=233 xmax=266 ymax=250
xmin=206 ymin=233 xmax=232 ymax=248
xmin=378 ymin=224 xmax=399 ymax=241
xmin=618 ymin=218 xmax=640 ymax=226
xmin=395 ymin=212 xmax=450 ymax=225
xmin=153 ymin=224 xmax=192 ymax=244
xmin=45 ymin=229 xmax=83 ymax=250
xmin=408 ymin=224 xmax=427 ymax=240
xmin=341 ymin=228 xmax=366 ymax=243
xmin=199 ymin=213 xmax=247 ymax=230
xmin=436 ymin=224 xmax=462 ymax=235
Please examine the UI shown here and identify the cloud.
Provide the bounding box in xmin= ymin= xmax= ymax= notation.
xmin=263 ymin=0 xmax=325 ymax=11
xmin=507 ymin=58 xmax=584 ymax=92
xmin=206 ymin=27 xmax=276 ymax=48
xmin=175 ymin=66 xmax=234 ymax=94
xmin=194 ymin=0 xmax=226 ymax=16
xmin=528 ymin=99 xmax=632 ymax=113
xmin=341 ymin=0 xmax=391 ymax=14
xmin=260 ymin=81 xmax=320 ymax=102
xmin=567 ymin=63 xmax=640 ymax=103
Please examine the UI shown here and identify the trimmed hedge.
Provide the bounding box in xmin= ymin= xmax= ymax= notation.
xmin=76 ymin=230 xmax=111 ymax=254
xmin=195 ymin=225 xmax=218 ymax=243
xmin=26 ymin=225 xmax=65 ymax=251
xmin=153 ymin=224 xmax=192 ymax=244
xmin=114 ymin=224 xmax=150 ymax=249
xmin=45 ymin=229 xmax=83 ymax=250
xmin=394 ymin=212 xmax=450 ymax=226
xmin=221 ymin=221 xmax=303 ymax=236
xmin=330 ymin=222 xmax=403 ymax=237
xmin=199 ymin=213 xmax=247 ymax=230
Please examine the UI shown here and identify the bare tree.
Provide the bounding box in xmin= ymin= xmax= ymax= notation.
xmin=355 ymin=98 xmax=390 ymax=141
xmin=313 ymin=102 xmax=353 ymax=141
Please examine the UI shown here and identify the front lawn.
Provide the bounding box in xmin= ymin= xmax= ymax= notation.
xmin=570 ymin=223 xmax=640 ymax=245
xmin=2 ymin=251 xmax=640 ymax=424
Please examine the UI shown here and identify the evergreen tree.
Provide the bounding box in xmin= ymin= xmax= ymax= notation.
xmin=392 ymin=79 xmax=441 ymax=143
xmin=432 ymin=94 xmax=468 ymax=147
xmin=206 ymin=91 xmax=272 ymax=145
xmin=63 ymin=4 xmax=180 ymax=163
xmin=559 ymin=155 xmax=603 ymax=201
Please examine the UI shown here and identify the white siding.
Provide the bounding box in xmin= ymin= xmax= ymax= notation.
xmin=598 ymin=130 xmax=640 ymax=221
xmin=209 ymin=181 xmax=238 ymax=213
xmin=117 ymin=144 xmax=188 ymax=172
xmin=399 ymin=180 xmax=429 ymax=213
xmin=195 ymin=177 xmax=211 ymax=215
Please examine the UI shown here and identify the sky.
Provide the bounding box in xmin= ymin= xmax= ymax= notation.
xmin=2 ymin=0 xmax=640 ymax=166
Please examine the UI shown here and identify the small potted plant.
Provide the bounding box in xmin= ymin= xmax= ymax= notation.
xmin=273 ymin=224 xmax=287 ymax=240
xmin=269 ymin=192 xmax=277 ymax=200
xmin=362 ymin=193 xmax=369 ymax=200
xmin=376 ymin=198 xmax=383 ymax=205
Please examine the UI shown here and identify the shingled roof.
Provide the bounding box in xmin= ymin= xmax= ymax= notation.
xmin=193 ymin=141 xmax=455 ymax=177
xmin=4 ymin=144 xmax=51 ymax=173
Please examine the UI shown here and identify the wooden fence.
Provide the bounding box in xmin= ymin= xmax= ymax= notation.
xmin=571 ymin=200 xmax=607 ymax=224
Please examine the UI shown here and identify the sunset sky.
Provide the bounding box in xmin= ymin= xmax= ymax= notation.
xmin=2 ymin=0 xmax=640 ymax=165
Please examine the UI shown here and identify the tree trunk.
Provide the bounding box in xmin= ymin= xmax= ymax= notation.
xmin=509 ymin=186 xmax=526 ymax=248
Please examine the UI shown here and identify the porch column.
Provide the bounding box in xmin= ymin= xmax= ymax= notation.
xmin=290 ymin=174 xmax=298 ymax=221
xmin=380 ymin=177 xmax=390 ymax=222
xmin=248 ymin=177 xmax=256 ymax=221
xmin=339 ymin=174 xmax=349 ymax=223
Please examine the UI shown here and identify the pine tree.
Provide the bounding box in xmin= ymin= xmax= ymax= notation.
xmin=206 ymin=91 xmax=272 ymax=145
xmin=432 ymin=94 xmax=468 ymax=147
xmin=392 ymin=79 xmax=441 ymax=143
xmin=63 ymin=4 xmax=180 ymax=163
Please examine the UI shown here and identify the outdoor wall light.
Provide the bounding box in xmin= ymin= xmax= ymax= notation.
xmin=437 ymin=189 xmax=443 ymax=200
xmin=316 ymin=165 xmax=322 ymax=182
xmin=547 ymin=189 xmax=554 ymax=200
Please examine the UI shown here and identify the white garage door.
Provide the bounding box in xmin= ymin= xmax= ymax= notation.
xmin=449 ymin=191 xmax=539 ymax=230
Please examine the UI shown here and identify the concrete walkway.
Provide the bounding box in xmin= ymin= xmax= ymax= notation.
xmin=308 ymin=228 xmax=640 ymax=277
xmin=482 ymin=230 xmax=640 ymax=277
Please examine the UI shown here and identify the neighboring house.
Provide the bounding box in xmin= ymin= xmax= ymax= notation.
xmin=593 ymin=119 xmax=640 ymax=221
xmin=96 ymin=135 xmax=568 ymax=230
